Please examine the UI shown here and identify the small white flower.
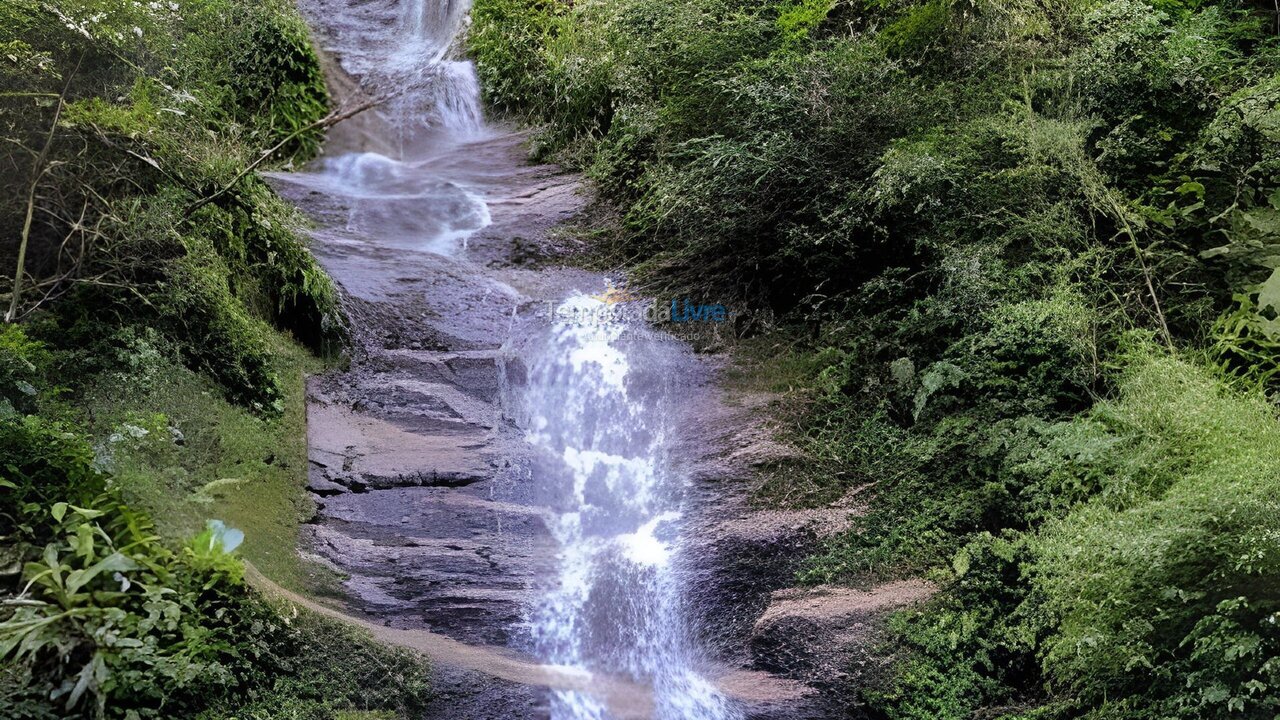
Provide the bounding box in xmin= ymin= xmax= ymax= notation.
xmin=133 ymin=26 xmax=143 ymax=38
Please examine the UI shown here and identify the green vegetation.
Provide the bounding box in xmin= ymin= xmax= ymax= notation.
xmin=470 ymin=0 xmax=1280 ymax=716
xmin=0 ymin=417 xmax=430 ymax=719
xmin=1 ymin=0 xmax=342 ymax=409
xmin=78 ymin=328 xmax=328 ymax=592
xmin=0 ymin=378 xmax=432 ymax=719
xmin=1 ymin=1 xmax=431 ymax=718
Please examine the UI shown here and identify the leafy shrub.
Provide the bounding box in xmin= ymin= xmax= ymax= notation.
xmin=859 ymin=348 xmax=1280 ymax=719
xmin=0 ymin=326 xmax=51 ymax=416
xmin=928 ymin=289 xmax=1096 ymax=421
xmin=800 ymin=411 xmax=1119 ymax=579
xmin=0 ymin=417 xmax=240 ymax=718
xmin=2 ymin=506 xmax=236 ymax=717
xmin=469 ymin=0 xmax=563 ymax=120
xmin=866 ymin=534 xmax=1039 ymax=720
xmin=1212 ymin=285 xmax=1280 ymax=390
xmin=160 ymin=244 xmax=282 ymax=412
xmin=1033 ymin=350 xmax=1280 ymax=718
xmin=196 ymin=182 xmax=344 ymax=354
xmin=197 ymin=611 xmax=433 ymax=720
xmin=775 ymin=0 xmax=837 ymax=46
xmin=1072 ymin=1 xmax=1266 ymax=190
xmin=1 ymin=0 xmax=338 ymax=412
xmin=879 ymin=0 xmax=954 ymax=58
xmin=219 ymin=3 xmax=329 ymax=159
xmin=0 ymin=418 xmax=429 ymax=720
xmin=0 ymin=417 xmax=105 ymax=542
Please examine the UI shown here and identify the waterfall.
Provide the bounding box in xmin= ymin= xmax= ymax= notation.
xmin=286 ymin=2 xmax=743 ymax=714
xmin=400 ymin=0 xmax=453 ymax=46
xmin=391 ymin=0 xmax=487 ymax=139
xmin=516 ymin=296 xmax=741 ymax=720
xmin=283 ymin=0 xmax=490 ymax=253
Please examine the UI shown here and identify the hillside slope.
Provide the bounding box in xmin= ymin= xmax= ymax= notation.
xmin=468 ymin=0 xmax=1280 ymax=717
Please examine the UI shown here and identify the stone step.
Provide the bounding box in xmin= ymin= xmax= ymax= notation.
xmin=308 ymin=402 xmax=495 ymax=490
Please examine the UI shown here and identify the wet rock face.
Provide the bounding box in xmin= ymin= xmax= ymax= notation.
xmin=683 ymin=508 xmax=868 ymax=720
xmin=690 ymin=543 xmax=917 ymax=720
xmin=670 ymin=390 xmax=940 ymax=720
xmin=752 ymin=582 xmax=936 ymax=697
xmin=684 ymin=511 xmax=828 ymax=667
xmin=280 ymin=0 xmax=811 ymax=713
xmin=279 ymin=140 xmax=588 ymax=640
xmin=277 ymin=3 xmax=934 ymax=717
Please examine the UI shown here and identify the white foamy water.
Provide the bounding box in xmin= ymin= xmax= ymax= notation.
xmin=282 ymin=0 xmax=490 ymax=254
xmin=283 ymin=1 xmax=740 ymax=713
xmin=516 ymin=296 xmax=741 ymax=720
xmin=387 ymin=0 xmax=487 ymax=140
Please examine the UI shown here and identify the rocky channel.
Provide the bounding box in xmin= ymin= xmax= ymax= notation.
xmin=268 ymin=1 xmax=934 ymax=717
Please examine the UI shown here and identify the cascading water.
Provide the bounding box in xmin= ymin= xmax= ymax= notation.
xmin=514 ymin=296 xmax=741 ymax=720
xmin=400 ymin=0 xmax=456 ymax=50
xmin=283 ymin=0 xmax=742 ymax=714
xmin=389 ymin=0 xmax=486 ymax=140
xmin=279 ymin=0 xmax=490 ymax=253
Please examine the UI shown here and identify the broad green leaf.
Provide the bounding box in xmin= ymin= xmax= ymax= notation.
xmin=66 ymin=652 xmax=106 ymax=710
xmin=68 ymin=505 xmax=104 ymax=521
xmin=1176 ymin=181 xmax=1205 ymax=197
xmin=73 ymin=524 xmax=95 ymax=561
xmin=41 ymin=545 xmax=64 ymax=590
xmin=1257 ymin=268 xmax=1280 ymax=322
xmin=67 ymin=552 xmax=139 ymax=595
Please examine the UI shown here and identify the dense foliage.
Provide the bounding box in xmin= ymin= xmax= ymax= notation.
xmin=0 ymin=405 xmax=431 ymax=720
xmin=1 ymin=0 xmax=341 ymax=412
xmin=0 ymin=2 xmax=432 ymax=718
xmin=470 ymin=0 xmax=1280 ymax=717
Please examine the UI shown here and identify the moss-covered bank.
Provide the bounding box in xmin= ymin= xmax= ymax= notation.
xmin=0 ymin=1 xmax=430 ymax=718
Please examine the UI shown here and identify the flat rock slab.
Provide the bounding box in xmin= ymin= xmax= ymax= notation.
xmin=755 ymin=581 xmax=936 ymax=628
xmin=308 ymin=401 xmax=494 ymax=490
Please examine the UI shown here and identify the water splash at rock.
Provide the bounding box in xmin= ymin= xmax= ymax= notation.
xmin=283 ymin=0 xmax=490 ymax=254
xmin=514 ymin=295 xmax=742 ymax=720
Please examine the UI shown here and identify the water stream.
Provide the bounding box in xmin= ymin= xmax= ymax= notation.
xmin=286 ymin=1 xmax=740 ymax=717
xmin=514 ymin=298 xmax=740 ymax=720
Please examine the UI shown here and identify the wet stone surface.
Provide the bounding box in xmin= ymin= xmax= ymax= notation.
xmin=271 ymin=1 xmax=933 ymax=717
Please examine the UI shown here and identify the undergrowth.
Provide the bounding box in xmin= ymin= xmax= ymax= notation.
xmin=1 ymin=0 xmax=342 ymax=411
xmin=0 ymin=2 xmax=429 ymax=718
xmin=0 ymin=411 xmax=429 ymax=720
xmin=471 ymin=0 xmax=1280 ymax=716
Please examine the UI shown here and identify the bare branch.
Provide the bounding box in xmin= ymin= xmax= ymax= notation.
xmin=7 ymin=55 xmax=81 ymax=323
xmin=183 ymin=95 xmax=391 ymax=217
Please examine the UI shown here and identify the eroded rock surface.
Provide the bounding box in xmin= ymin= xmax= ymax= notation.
xmin=274 ymin=3 xmax=926 ymax=717
xmin=678 ymin=391 xmax=937 ymax=719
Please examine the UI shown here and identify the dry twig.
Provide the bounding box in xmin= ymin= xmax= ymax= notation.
xmin=8 ymin=58 xmax=83 ymax=322
xmin=183 ymin=95 xmax=389 ymax=217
